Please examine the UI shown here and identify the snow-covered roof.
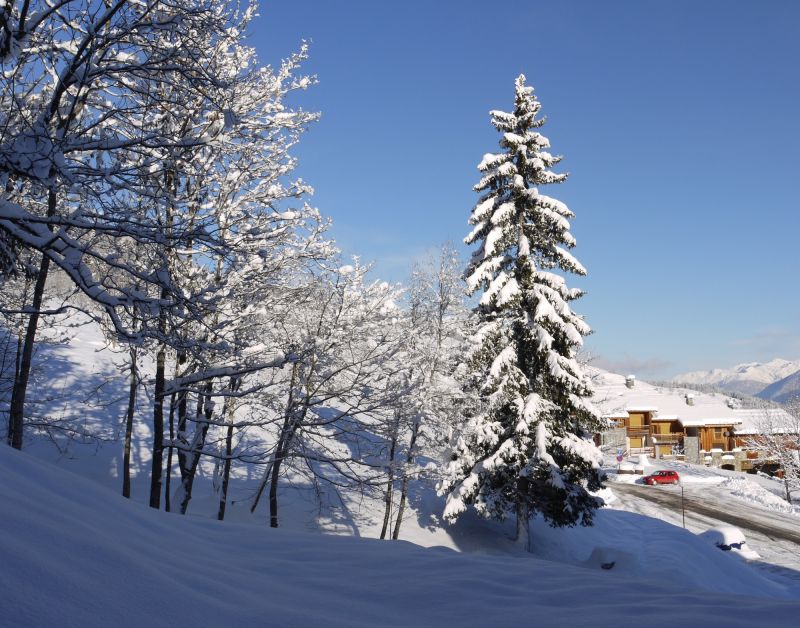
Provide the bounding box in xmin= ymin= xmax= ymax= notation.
xmin=731 ymin=408 xmax=794 ymax=433
xmin=591 ymin=368 xmax=797 ymax=433
xmin=591 ymin=368 xmax=740 ymax=424
xmin=680 ymin=418 xmax=741 ymax=427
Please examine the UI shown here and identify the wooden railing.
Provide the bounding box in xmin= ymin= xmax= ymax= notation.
xmin=651 ymin=432 xmax=683 ymax=443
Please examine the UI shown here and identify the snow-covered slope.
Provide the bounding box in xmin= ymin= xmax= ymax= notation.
xmin=591 ymin=369 xmax=796 ymax=433
xmin=671 ymin=359 xmax=800 ymax=396
xmin=3 ymin=444 xmax=800 ymax=627
xmin=593 ymin=368 xmax=739 ymax=419
xmin=757 ymin=369 xmax=800 ymax=405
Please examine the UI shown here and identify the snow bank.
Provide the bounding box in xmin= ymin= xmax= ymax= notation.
xmin=722 ymin=477 xmax=800 ymax=516
xmin=531 ymin=493 xmax=789 ymax=598
xmin=3 ymin=446 xmax=800 ymax=627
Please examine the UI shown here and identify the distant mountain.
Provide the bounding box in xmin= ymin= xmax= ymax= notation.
xmin=756 ymin=369 xmax=800 ymax=405
xmin=671 ymin=358 xmax=800 ymax=396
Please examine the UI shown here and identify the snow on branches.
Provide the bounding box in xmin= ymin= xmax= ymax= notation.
xmin=440 ymin=75 xmax=603 ymax=550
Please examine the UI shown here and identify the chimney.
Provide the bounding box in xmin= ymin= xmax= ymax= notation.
xmin=625 ymin=375 xmax=636 ymax=389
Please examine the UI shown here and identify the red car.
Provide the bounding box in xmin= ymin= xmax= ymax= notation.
xmin=643 ymin=470 xmax=680 ymax=485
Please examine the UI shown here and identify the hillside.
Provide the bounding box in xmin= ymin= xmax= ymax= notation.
xmin=4 ymin=444 xmax=800 ymax=627
xmin=593 ymin=368 xmax=741 ymax=420
xmin=671 ymin=359 xmax=800 ymax=396
xmin=757 ymin=370 xmax=800 ymax=405
xmin=3 ymin=320 xmax=800 ymax=624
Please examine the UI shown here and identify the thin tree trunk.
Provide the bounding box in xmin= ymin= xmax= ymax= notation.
xmin=122 ymin=346 xmax=138 ymax=498
xmin=216 ymin=422 xmax=234 ymax=521
xmin=268 ymin=415 xmax=293 ymax=528
xmin=149 ymin=340 xmax=166 ymax=509
xmin=166 ymin=352 xmax=189 ymax=510
xmin=250 ymin=462 xmax=272 ymax=515
xmin=251 ymin=364 xmax=298 ymax=514
xmin=380 ymin=409 xmax=401 ymax=539
xmin=515 ymin=500 xmax=531 ymax=553
xmin=269 ymin=404 xmax=307 ymax=528
xmin=164 ymin=388 xmax=177 ymax=512
xmin=217 ymin=377 xmax=239 ymax=521
xmin=7 ymin=189 xmax=56 ymax=449
xmin=269 ymin=444 xmax=284 ymax=528
xmin=391 ymin=416 xmax=420 ymax=540
xmin=178 ymin=381 xmax=213 ymax=515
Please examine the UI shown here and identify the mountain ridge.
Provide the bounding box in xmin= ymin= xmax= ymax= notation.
xmin=671 ymin=358 xmax=800 ymax=397
xmin=757 ymin=370 xmax=800 ymax=405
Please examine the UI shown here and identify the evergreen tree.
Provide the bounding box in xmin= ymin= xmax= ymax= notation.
xmin=439 ymin=75 xmax=603 ymax=551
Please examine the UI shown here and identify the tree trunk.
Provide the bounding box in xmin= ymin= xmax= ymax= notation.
xmin=165 ymin=352 xmax=189 ymax=511
xmin=269 ymin=404 xmax=306 ymax=528
xmin=164 ymin=388 xmax=177 ymax=512
xmin=250 ymin=462 xmax=272 ymax=515
xmin=177 ymin=381 xmax=213 ymax=515
xmin=216 ymin=422 xmax=234 ymax=521
xmin=380 ymin=409 xmax=401 ymax=539
xmin=217 ymin=377 xmax=239 ymax=521
xmin=149 ymin=341 xmax=166 ymax=509
xmin=7 ymin=189 xmax=56 ymax=449
xmin=122 ymin=346 xmax=138 ymax=498
xmin=392 ymin=415 xmax=420 ymax=540
xmin=380 ymin=441 xmax=397 ymax=539
xmin=269 ymin=444 xmax=284 ymax=528
xmin=251 ymin=364 xmax=298 ymax=515
xmin=515 ymin=499 xmax=531 ymax=553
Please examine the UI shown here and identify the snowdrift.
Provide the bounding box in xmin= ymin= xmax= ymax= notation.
xmin=2 ymin=445 xmax=799 ymax=627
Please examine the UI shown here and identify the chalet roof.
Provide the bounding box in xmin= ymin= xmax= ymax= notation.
xmin=590 ymin=368 xmax=796 ymax=435
xmin=679 ymin=418 xmax=741 ymax=427
xmin=731 ymin=408 xmax=795 ymax=435
xmin=592 ymin=368 xmax=738 ymax=422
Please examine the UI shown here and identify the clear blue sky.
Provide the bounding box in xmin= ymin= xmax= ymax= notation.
xmin=252 ymin=0 xmax=800 ymax=379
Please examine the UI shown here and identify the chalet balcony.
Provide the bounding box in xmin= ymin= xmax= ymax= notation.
xmin=626 ymin=428 xmax=650 ymax=438
xmin=651 ymin=432 xmax=684 ymax=444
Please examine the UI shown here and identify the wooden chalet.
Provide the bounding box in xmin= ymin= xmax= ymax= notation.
xmin=679 ymin=418 xmax=738 ymax=453
xmin=649 ymin=415 xmax=684 ymax=458
xmin=594 ymin=371 xmax=799 ymax=476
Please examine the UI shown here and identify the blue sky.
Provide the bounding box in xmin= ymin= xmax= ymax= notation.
xmin=252 ymin=0 xmax=800 ymax=379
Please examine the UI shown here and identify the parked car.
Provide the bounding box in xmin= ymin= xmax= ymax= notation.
xmin=698 ymin=526 xmax=760 ymax=560
xmin=643 ymin=470 xmax=680 ymax=485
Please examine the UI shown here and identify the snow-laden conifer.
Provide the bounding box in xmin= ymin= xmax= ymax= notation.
xmin=439 ymin=75 xmax=603 ymax=550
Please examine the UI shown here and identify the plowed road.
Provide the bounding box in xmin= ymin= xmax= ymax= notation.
xmin=612 ymin=483 xmax=800 ymax=545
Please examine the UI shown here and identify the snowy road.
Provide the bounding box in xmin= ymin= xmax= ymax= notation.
xmin=610 ymin=482 xmax=800 ymax=586
xmin=612 ymin=483 xmax=800 ymax=545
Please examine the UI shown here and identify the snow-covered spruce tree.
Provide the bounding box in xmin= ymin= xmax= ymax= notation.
xmin=439 ymin=75 xmax=603 ymax=551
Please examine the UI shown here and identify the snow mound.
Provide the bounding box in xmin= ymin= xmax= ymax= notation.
xmin=584 ymin=546 xmax=639 ymax=572
xmin=3 ymin=446 xmax=800 ymax=626
xmin=698 ymin=526 xmax=761 ymax=561
xmin=722 ymin=477 xmax=800 ymax=516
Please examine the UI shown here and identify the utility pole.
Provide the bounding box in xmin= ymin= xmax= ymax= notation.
xmin=680 ymin=483 xmax=685 ymax=529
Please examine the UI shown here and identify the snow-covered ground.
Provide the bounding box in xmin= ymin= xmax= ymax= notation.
xmin=4 ymin=318 xmax=800 ymax=625
xmin=3 ymin=444 xmax=800 ymax=628
xmin=605 ymin=454 xmax=800 ymax=580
